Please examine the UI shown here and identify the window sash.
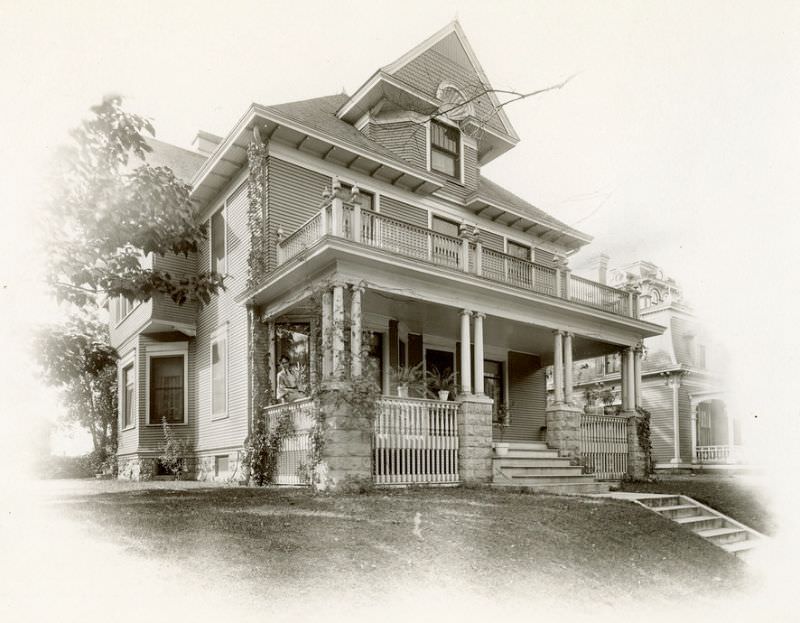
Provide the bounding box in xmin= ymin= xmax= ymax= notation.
xmin=123 ymin=365 xmax=134 ymax=428
xmin=150 ymin=356 xmax=184 ymax=424
xmin=430 ymin=121 xmax=460 ymax=177
xmin=211 ymin=338 xmax=226 ymax=416
xmin=507 ymin=241 xmax=531 ymax=261
xmin=211 ymin=209 xmax=225 ymax=272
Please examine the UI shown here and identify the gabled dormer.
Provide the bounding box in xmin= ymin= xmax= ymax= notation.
xmin=337 ymin=22 xmax=519 ymax=193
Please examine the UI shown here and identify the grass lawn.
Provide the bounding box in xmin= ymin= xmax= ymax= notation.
xmin=31 ymin=479 xmax=760 ymax=615
xmin=617 ymin=474 xmax=777 ymax=535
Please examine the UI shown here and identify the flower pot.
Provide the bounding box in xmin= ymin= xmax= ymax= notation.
xmin=438 ymin=390 xmax=450 ymax=401
xmin=397 ymin=384 xmax=409 ymax=398
xmin=494 ymin=443 xmax=509 ymax=456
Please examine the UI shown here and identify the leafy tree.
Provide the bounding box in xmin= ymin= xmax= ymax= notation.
xmin=44 ymin=95 xmax=225 ymax=306
xmin=34 ymin=314 xmax=118 ymax=463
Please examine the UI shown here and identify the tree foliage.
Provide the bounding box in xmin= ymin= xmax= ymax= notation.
xmin=35 ymin=314 xmax=118 ymax=459
xmin=45 ymin=95 xmax=225 ymax=306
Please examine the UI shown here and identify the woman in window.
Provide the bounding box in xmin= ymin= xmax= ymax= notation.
xmin=276 ymin=355 xmax=305 ymax=403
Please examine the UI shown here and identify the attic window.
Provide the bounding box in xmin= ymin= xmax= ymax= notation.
xmin=430 ymin=120 xmax=460 ymax=178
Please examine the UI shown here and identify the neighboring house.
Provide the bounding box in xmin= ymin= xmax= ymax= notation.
xmin=550 ymin=256 xmax=737 ymax=469
xmin=111 ymin=22 xmax=664 ymax=487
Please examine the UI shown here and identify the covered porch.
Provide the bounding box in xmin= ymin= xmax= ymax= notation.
xmin=690 ymin=392 xmax=741 ymax=465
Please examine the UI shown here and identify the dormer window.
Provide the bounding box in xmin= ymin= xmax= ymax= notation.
xmin=430 ymin=120 xmax=460 ymax=178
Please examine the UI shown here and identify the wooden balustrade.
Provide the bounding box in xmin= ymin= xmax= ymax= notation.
xmin=580 ymin=413 xmax=628 ymax=480
xmin=696 ymin=445 xmax=740 ymax=463
xmin=373 ymin=396 xmax=459 ymax=484
xmin=263 ymin=398 xmax=317 ymax=485
xmin=275 ymin=198 xmax=635 ymax=318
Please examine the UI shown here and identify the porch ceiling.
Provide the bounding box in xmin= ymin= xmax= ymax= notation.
xmin=362 ymin=290 xmax=619 ymax=364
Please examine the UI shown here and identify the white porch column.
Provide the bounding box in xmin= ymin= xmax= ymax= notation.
xmin=625 ymin=347 xmax=636 ymax=411
xmin=473 ymin=312 xmax=485 ymax=396
xmin=563 ymin=332 xmax=574 ymax=405
xmin=331 ymin=284 xmax=345 ymax=379
xmin=459 ymin=309 xmax=472 ymax=395
xmin=633 ymin=343 xmax=643 ymax=409
xmin=321 ymin=289 xmax=332 ymax=379
xmin=666 ymin=371 xmax=684 ymax=464
xmin=726 ymin=405 xmax=737 ymax=463
xmin=552 ymin=331 xmax=564 ymax=405
xmin=350 ymin=284 xmax=363 ymax=378
xmin=620 ymin=348 xmax=629 ymax=411
xmin=267 ymin=321 xmax=276 ymax=396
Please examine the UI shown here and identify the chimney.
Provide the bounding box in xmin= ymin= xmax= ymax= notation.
xmin=589 ymin=253 xmax=610 ymax=284
xmin=192 ymin=130 xmax=223 ymax=156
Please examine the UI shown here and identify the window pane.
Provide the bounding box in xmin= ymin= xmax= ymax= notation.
xmin=211 ymin=209 xmax=225 ymax=272
xmin=151 ymin=356 xmax=184 ymax=423
xmin=123 ymin=365 xmax=134 ymax=427
xmin=507 ymin=241 xmax=531 ymax=260
xmin=212 ymin=340 xmax=226 ymax=415
xmin=432 ymin=216 xmax=459 ymax=238
xmin=431 ymin=149 xmax=457 ymax=177
xmin=341 ymin=183 xmax=374 ymax=212
xmin=431 ymin=122 xmax=459 ymax=153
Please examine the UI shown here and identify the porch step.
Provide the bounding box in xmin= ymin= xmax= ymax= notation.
xmin=631 ymin=494 xmax=767 ymax=561
xmin=492 ymin=481 xmax=611 ymax=495
xmin=494 ymin=457 xmax=574 ymax=468
xmin=499 ymin=449 xmax=561 ymax=459
xmin=508 ymin=474 xmax=599 ymax=485
xmin=494 ymin=442 xmax=549 ymax=451
xmin=500 ymin=466 xmax=584 ymax=477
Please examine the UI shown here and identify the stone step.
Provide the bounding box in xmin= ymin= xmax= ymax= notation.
xmin=491 ymin=481 xmax=611 ymax=495
xmin=696 ymin=527 xmax=749 ymax=545
xmin=674 ymin=514 xmax=726 ymax=531
xmin=653 ymin=504 xmax=701 ymax=519
xmin=499 ymin=466 xmax=584 ymax=477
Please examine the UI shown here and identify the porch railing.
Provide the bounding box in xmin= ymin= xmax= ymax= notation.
xmin=373 ymin=396 xmax=459 ymax=485
xmin=264 ymin=398 xmax=317 ymax=485
xmin=696 ymin=445 xmax=741 ymax=463
xmin=580 ymin=413 xmax=628 ymax=480
xmin=275 ymin=190 xmax=637 ymax=318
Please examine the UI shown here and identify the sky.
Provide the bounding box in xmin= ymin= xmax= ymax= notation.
xmin=1 ymin=1 xmax=798 ymax=465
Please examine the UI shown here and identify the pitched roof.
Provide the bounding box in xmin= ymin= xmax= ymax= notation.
xmin=476 ymin=175 xmax=590 ymax=242
xmin=264 ymin=93 xmax=435 ymax=171
xmin=145 ymin=137 xmax=207 ymax=183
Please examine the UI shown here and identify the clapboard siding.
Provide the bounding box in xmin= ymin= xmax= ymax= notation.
xmin=380 ymin=196 xmax=429 ymax=228
xmin=366 ymin=122 xmax=427 ymax=168
xmin=116 ymin=337 xmax=140 ymax=456
xmin=152 ymin=252 xmax=198 ymax=325
xmin=641 ymin=380 xmax=674 ymax=464
xmin=478 ymin=228 xmax=504 ymax=252
xmin=268 ymin=157 xmax=329 ymax=269
xmin=110 ymin=299 xmax=152 ymax=349
xmin=194 ymin=178 xmax=251 ymax=453
xmin=534 ymin=248 xmax=556 ymax=267
xmin=501 ymin=351 xmax=545 ymax=442
xmin=394 ymin=46 xmax=506 ymax=136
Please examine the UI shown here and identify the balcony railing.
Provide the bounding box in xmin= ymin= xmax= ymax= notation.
xmin=277 ymin=187 xmax=638 ymax=318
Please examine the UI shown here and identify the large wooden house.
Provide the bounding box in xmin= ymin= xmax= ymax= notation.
xmin=111 ymin=22 xmax=664 ymax=490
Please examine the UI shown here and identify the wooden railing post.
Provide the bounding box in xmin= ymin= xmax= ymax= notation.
xmin=351 ymin=184 xmax=362 ymax=243
xmin=320 ymin=187 xmax=330 ymax=235
xmin=276 ymin=226 xmax=285 ymax=264
xmin=475 ymin=241 xmax=482 ymax=276
xmin=564 ymin=267 xmax=572 ymax=300
xmin=331 ymin=177 xmax=343 ymax=237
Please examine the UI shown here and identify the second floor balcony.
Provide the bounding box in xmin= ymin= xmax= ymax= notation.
xmin=275 ymin=184 xmax=639 ymax=319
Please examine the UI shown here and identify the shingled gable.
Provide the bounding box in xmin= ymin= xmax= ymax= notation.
xmin=337 ymin=21 xmax=519 ymax=165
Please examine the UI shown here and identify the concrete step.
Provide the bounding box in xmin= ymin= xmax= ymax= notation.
xmin=493 ymin=457 xmax=574 ymax=468
xmin=499 ymin=466 xmax=584 ymax=477
xmin=721 ymin=539 xmax=759 ymax=555
xmin=674 ymin=514 xmax=726 ymax=531
xmin=636 ymin=495 xmax=683 ymax=509
xmin=499 ymin=449 xmax=561 ymax=459
xmin=696 ymin=527 xmax=749 ymax=545
xmin=653 ymin=504 xmax=701 ymax=519
xmin=508 ymin=475 xmax=601 ymax=485
xmin=492 ymin=481 xmax=611 ymax=494
xmin=497 ymin=442 xmax=550 ymax=451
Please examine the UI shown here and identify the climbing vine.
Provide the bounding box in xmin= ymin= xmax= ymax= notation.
xmin=246 ymin=136 xmax=269 ymax=287
xmin=635 ymin=406 xmax=654 ymax=477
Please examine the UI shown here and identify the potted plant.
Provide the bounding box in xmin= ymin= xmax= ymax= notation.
xmin=425 ymin=366 xmax=456 ymax=401
xmin=391 ymin=363 xmax=424 ymax=398
xmin=494 ymin=403 xmax=511 ymax=456
xmin=600 ymin=385 xmax=618 ymax=415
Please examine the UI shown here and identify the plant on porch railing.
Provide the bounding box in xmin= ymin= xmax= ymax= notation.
xmin=425 ymin=366 xmax=457 ymax=400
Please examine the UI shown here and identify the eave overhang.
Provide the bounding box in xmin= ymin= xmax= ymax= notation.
xmin=190 ymin=103 xmax=443 ymax=208
xmin=464 ymin=192 xmax=592 ymax=252
xmin=236 ymin=238 xmax=665 ymax=344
